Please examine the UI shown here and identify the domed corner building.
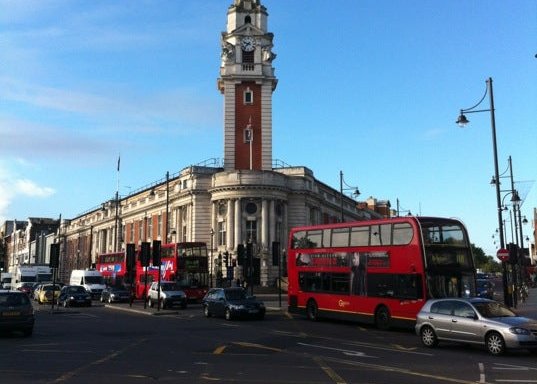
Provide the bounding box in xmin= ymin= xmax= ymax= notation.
xmin=58 ymin=0 xmax=389 ymax=288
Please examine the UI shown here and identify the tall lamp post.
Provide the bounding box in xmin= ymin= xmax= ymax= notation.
xmin=339 ymin=170 xmax=360 ymax=222
xmin=456 ymin=77 xmax=509 ymax=305
xmin=209 ymin=228 xmax=214 ymax=288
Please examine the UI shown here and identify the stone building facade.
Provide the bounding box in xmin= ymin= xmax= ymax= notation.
xmin=2 ymin=1 xmax=388 ymax=287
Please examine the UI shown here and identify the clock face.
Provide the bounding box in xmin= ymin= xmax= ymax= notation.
xmin=241 ymin=36 xmax=255 ymax=52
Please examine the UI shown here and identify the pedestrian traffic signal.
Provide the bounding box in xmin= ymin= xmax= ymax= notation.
xmin=126 ymin=243 xmax=136 ymax=271
xmin=152 ymin=240 xmax=161 ymax=266
xmin=237 ymin=244 xmax=245 ymax=266
xmin=49 ymin=243 xmax=60 ymax=268
xmin=272 ymin=242 xmax=280 ymax=266
xmin=508 ymin=243 xmax=519 ymax=265
xmin=140 ymin=242 xmax=150 ymax=267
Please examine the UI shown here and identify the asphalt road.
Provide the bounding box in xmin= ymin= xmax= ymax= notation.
xmin=0 ymin=300 xmax=536 ymax=383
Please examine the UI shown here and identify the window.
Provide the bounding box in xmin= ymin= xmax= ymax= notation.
xmin=138 ymin=220 xmax=143 ymax=240
xmin=246 ymin=219 xmax=257 ymax=242
xmin=148 ymin=217 xmax=152 ymax=239
xmin=242 ymin=50 xmax=254 ymax=63
xmin=245 ymin=202 xmax=257 ymax=214
xmin=217 ymin=221 xmax=226 ymax=246
xmin=129 ymin=224 xmax=134 ymax=242
xmin=157 ymin=215 xmax=162 ymax=237
xmin=244 ymin=88 xmax=253 ymax=104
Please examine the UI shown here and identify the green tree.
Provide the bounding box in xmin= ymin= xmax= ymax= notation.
xmin=471 ymin=244 xmax=501 ymax=274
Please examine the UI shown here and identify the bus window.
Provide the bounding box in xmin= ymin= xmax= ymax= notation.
xmin=350 ymin=226 xmax=369 ymax=246
xmin=331 ymin=228 xmax=350 ymax=247
xmin=392 ymin=223 xmax=413 ymax=245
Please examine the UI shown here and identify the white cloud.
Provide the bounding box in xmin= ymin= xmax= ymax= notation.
xmin=15 ymin=179 xmax=55 ymax=198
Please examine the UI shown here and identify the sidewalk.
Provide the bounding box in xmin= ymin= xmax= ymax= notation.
xmin=513 ymin=287 xmax=537 ymax=319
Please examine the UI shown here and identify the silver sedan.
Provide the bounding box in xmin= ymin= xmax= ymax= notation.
xmin=415 ymin=297 xmax=537 ymax=355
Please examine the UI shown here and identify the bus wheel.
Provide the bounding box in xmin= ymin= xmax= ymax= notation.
xmin=306 ymin=299 xmax=318 ymax=321
xmin=375 ymin=306 xmax=391 ymax=330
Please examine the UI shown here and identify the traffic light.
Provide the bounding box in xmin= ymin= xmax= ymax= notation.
xmin=152 ymin=240 xmax=161 ymax=266
xmin=223 ymin=251 xmax=229 ymax=267
xmin=140 ymin=242 xmax=150 ymax=267
xmin=49 ymin=243 xmax=60 ymax=268
xmin=246 ymin=242 xmax=253 ymax=268
xmin=508 ymin=242 xmax=519 ymax=265
xmin=237 ymin=244 xmax=245 ymax=266
xmin=272 ymin=242 xmax=280 ymax=266
xmin=126 ymin=243 xmax=136 ymax=271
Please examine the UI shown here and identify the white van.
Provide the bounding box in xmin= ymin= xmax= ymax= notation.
xmin=70 ymin=270 xmax=106 ymax=299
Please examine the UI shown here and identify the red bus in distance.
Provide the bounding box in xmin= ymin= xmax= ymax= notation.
xmin=287 ymin=216 xmax=476 ymax=329
xmin=98 ymin=242 xmax=209 ymax=301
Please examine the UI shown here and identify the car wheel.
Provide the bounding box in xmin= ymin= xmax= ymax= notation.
xmin=225 ymin=308 xmax=233 ymax=321
xmin=375 ymin=306 xmax=391 ymax=330
xmin=148 ymin=298 xmax=154 ymax=308
xmin=420 ymin=326 xmax=438 ymax=347
xmin=108 ymin=297 xmax=112 ymax=304
xmin=486 ymin=332 xmax=505 ymax=355
xmin=100 ymin=296 xmax=104 ymax=303
xmin=63 ymin=300 xmax=68 ymax=308
xmin=204 ymin=305 xmax=211 ymax=317
xmin=306 ymin=299 xmax=318 ymax=321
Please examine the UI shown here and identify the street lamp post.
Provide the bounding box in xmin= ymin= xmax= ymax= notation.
xmin=210 ymin=229 xmax=214 ymax=288
xmin=339 ymin=170 xmax=360 ymax=222
xmin=456 ymin=77 xmax=509 ymax=305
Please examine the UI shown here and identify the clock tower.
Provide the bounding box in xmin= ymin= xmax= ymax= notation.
xmin=218 ymin=0 xmax=277 ymax=171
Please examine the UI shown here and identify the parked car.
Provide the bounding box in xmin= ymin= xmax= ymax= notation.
xmin=100 ymin=286 xmax=131 ymax=304
xmin=17 ymin=282 xmax=34 ymax=296
xmin=476 ymin=279 xmax=495 ymax=299
xmin=202 ymin=287 xmax=265 ymax=320
xmin=57 ymin=285 xmax=92 ymax=307
xmin=147 ymin=282 xmax=187 ymax=309
xmin=0 ymin=291 xmax=34 ymax=336
xmin=416 ymin=297 xmax=537 ymax=355
xmin=36 ymin=283 xmax=62 ymax=304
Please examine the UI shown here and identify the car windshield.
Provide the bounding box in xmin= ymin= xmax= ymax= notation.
xmin=225 ymin=289 xmax=247 ymax=301
xmin=0 ymin=293 xmax=29 ymax=306
xmin=68 ymin=286 xmax=87 ymax=294
xmin=473 ymin=301 xmax=516 ymax=318
xmin=43 ymin=285 xmax=61 ymax=291
xmin=161 ymin=283 xmax=179 ymax=291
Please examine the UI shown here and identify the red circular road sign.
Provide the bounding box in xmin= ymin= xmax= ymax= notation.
xmin=496 ymin=248 xmax=509 ymax=262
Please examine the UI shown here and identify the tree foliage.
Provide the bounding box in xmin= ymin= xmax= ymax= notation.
xmin=471 ymin=243 xmax=501 ymax=273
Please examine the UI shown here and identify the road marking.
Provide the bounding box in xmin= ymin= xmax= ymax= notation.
xmin=324 ymin=356 xmax=482 ymax=384
xmin=313 ymin=356 xmax=347 ymax=384
xmin=478 ymin=362 xmax=486 ymax=383
xmin=298 ymin=342 xmax=376 ymax=358
xmin=493 ymin=363 xmax=537 ymax=371
xmin=233 ymin=341 xmax=282 ymax=352
xmin=50 ymin=338 xmax=148 ymax=383
xmin=392 ymin=344 xmax=418 ymax=351
xmin=213 ymin=345 xmax=226 ymax=354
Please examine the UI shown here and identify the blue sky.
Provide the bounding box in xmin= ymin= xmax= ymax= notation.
xmin=1 ymin=0 xmax=536 ymax=257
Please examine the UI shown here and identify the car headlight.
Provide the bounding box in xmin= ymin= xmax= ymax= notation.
xmin=509 ymin=327 xmax=531 ymax=335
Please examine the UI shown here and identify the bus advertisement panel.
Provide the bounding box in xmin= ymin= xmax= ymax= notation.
xmin=97 ymin=252 xmax=126 ymax=287
xmin=287 ymin=216 xmax=476 ymax=329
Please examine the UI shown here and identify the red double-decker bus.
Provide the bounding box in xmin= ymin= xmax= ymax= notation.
xmin=97 ymin=242 xmax=209 ymax=301
xmin=163 ymin=242 xmax=209 ymax=302
xmin=287 ymin=216 xmax=476 ymax=329
xmin=97 ymin=252 xmax=127 ymax=287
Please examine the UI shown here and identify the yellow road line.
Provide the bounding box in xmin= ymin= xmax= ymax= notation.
xmin=313 ymin=356 xmax=347 ymax=384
